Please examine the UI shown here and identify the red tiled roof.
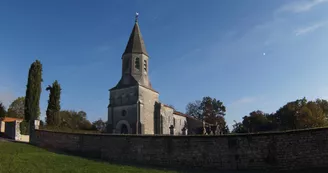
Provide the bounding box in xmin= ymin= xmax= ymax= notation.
xmin=0 ymin=117 xmax=23 ymax=122
xmin=162 ymin=104 xmax=174 ymax=109
xmin=173 ymin=111 xmax=194 ymax=119
xmin=162 ymin=103 xmax=202 ymax=122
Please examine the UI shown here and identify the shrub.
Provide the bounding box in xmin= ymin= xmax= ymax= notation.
xmin=20 ymin=121 xmax=30 ymax=135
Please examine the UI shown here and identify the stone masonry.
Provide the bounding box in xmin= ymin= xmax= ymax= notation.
xmin=107 ymin=15 xmax=203 ymax=135
xmin=32 ymin=127 xmax=328 ymax=171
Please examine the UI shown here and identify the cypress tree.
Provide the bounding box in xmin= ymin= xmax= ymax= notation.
xmin=46 ymin=80 xmax=61 ymax=126
xmin=24 ymin=60 xmax=43 ymax=122
xmin=0 ymin=102 xmax=6 ymax=118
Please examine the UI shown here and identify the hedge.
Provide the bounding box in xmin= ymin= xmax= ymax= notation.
xmin=20 ymin=121 xmax=30 ymax=135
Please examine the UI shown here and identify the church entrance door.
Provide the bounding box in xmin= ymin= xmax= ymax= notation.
xmin=121 ymin=124 xmax=128 ymax=134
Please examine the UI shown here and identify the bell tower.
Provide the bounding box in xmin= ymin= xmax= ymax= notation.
xmin=115 ymin=13 xmax=152 ymax=90
xmin=108 ymin=13 xmax=159 ymax=135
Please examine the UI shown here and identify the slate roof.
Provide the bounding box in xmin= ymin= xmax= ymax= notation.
xmin=123 ymin=21 xmax=148 ymax=56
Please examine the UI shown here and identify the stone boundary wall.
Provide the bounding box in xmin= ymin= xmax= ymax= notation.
xmin=31 ymin=127 xmax=328 ymax=171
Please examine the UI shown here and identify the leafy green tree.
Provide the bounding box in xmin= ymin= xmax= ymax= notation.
xmin=222 ymin=125 xmax=230 ymax=134
xmin=186 ymin=96 xmax=227 ymax=134
xmin=0 ymin=102 xmax=6 ymax=118
xmin=92 ymin=119 xmax=107 ymax=132
xmin=7 ymin=97 xmax=25 ymax=118
xmin=186 ymin=100 xmax=202 ymax=119
xmin=45 ymin=81 xmax=61 ymax=126
xmin=297 ymin=101 xmax=327 ymax=128
xmin=315 ymin=99 xmax=328 ymax=117
xmin=273 ymin=97 xmax=327 ymax=130
xmin=200 ymin=96 xmax=226 ymax=124
xmin=56 ymin=110 xmax=93 ymax=130
xmin=233 ymin=98 xmax=328 ymax=133
xmin=242 ymin=110 xmax=272 ymax=133
xmin=231 ymin=120 xmax=247 ymax=133
xmin=24 ymin=60 xmax=43 ymax=121
xmin=79 ymin=119 xmax=93 ymax=130
xmin=275 ymin=97 xmax=308 ymax=130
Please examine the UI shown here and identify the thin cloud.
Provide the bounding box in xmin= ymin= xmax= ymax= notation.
xmin=294 ymin=21 xmax=327 ymax=36
xmin=152 ymin=15 xmax=159 ymax=21
xmin=278 ymin=0 xmax=328 ymax=13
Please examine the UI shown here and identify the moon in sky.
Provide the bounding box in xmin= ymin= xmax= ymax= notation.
xmin=263 ymin=52 xmax=266 ymax=56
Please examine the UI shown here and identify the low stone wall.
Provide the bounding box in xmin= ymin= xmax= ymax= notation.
xmin=0 ymin=121 xmax=5 ymax=133
xmin=19 ymin=135 xmax=30 ymax=142
xmin=31 ymin=127 xmax=328 ymax=171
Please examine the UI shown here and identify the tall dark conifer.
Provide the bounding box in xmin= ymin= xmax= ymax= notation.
xmin=46 ymin=80 xmax=61 ymax=126
xmin=0 ymin=102 xmax=6 ymax=118
xmin=24 ymin=60 xmax=43 ymax=121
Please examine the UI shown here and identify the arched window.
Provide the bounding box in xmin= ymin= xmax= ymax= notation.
xmin=135 ymin=57 xmax=140 ymax=70
xmin=122 ymin=110 xmax=127 ymax=117
xmin=143 ymin=60 xmax=147 ymax=72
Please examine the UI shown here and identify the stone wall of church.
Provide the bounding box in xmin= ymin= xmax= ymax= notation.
xmin=112 ymin=105 xmax=137 ymax=134
xmin=138 ymin=86 xmax=159 ymax=134
xmin=160 ymin=105 xmax=174 ymax=134
xmin=32 ymin=127 xmax=328 ymax=171
xmin=172 ymin=114 xmax=187 ymax=135
xmin=109 ymin=86 xmax=138 ymax=107
xmin=131 ymin=54 xmax=151 ymax=88
xmin=108 ymin=86 xmax=139 ymax=133
xmin=156 ymin=105 xmax=192 ymax=135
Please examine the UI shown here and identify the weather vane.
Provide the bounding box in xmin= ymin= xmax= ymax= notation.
xmin=135 ymin=12 xmax=139 ymax=22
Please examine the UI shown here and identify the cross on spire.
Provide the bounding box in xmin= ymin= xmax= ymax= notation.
xmin=135 ymin=12 xmax=139 ymax=22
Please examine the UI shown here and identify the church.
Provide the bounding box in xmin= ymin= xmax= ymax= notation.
xmin=107 ymin=15 xmax=203 ymax=135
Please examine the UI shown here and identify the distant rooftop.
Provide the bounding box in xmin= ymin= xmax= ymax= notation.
xmin=0 ymin=117 xmax=23 ymax=122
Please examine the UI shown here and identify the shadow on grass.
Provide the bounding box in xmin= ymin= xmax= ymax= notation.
xmin=35 ymin=147 xmax=213 ymax=173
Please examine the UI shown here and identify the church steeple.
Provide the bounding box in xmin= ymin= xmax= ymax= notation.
xmin=111 ymin=13 xmax=153 ymax=91
xmin=123 ymin=13 xmax=148 ymax=56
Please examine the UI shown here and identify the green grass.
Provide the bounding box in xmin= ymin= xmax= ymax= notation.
xmin=0 ymin=141 xmax=179 ymax=173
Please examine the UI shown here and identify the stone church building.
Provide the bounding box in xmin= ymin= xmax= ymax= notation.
xmin=107 ymin=16 xmax=203 ymax=135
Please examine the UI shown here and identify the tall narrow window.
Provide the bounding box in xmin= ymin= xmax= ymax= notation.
xmin=122 ymin=110 xmax=127 ymax=117
xmin=173 ymin=118 xmax=176 ymax=127
xmin=160 ymin=115 xmax=164 ymax=134
xmin=135 ymin=57 xmax=140 ymax=70
xmin=144 ymin=60 xmax=147 ymax=72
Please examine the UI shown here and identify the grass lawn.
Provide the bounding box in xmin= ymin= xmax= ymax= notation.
xmin=0 ymin=140 xmax=179 ymax=173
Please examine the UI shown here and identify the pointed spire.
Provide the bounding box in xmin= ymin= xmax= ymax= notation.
xmin=123 ymin=12 xmax=148 ymax=56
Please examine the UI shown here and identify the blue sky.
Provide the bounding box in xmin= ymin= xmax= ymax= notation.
xmin=1 ymin=0 xmax=328 ymax=127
